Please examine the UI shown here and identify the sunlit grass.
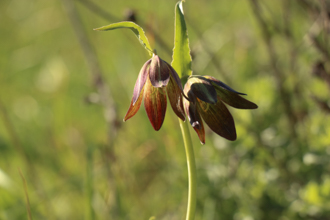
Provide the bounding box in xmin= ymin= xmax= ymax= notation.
xmin=1 ymin=0 xmax=330 ymax=219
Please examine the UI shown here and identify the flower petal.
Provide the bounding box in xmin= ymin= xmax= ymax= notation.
xmin=204 ymin=76 xmax=258 ymax=109
xmin=149 ymin=55 xmax=170 ymax=88
xmin=187 ymin=76 xmax=217 ymax=104
xmin=205 ymin=76 xmax=246 ymax=95
xmin=144 ymin=77 xmax=167 ymax=130
xmin=215 ymin=86 xmax=258 ymax=109
xmin=124 ymin=86 xmax=144 ymax=121
xmin=184 ymin=96 xmax=205 ymax=144
xmin=168 ymin=64 xmax=184 ymax=91
xmin=193 ymin=119 xmax=205 ymax=144
xmin=167 ymin=76 xmax=185 ymax=121
xmin=132 ymin=59 xmax=151 ymax=104
xmin=197 ymin=97 xmax=237 ymax=141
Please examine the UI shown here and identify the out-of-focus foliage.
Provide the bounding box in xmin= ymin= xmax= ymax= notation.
xmin=1 ymin=0 xmax=330 ymax=219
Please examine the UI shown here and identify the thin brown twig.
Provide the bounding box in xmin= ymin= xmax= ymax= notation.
xmin=311 ymin=95 xmax=330 ymax=113
xmin=186 ymin=18 xmax=231 ymax=84
xmin=0 ymin=99 xmax=27 ymax=161
xmin=310 ymin=34 xmax=330 ymax=60
xmin=320 ymin=0 xmax=329 ymax=48
xmin=282 ymin=0 xmax=297 ymax=71
xmin=77 ymin=0 xmax=172 ymax=55
xmin=299 ymin=0 xmax=320 ymax=16
xmin=299 ymin=0 xmax=330 ymax=61
xmin=61 ymin=0 xmax=122 ymax=217
xmin=78 ymin=0 xmax=119 ymax=21
xmin=312 ymin=61 xmax=330 ymax=88
xmin=62 ymin=0 xmax=119 ymax=143
xmin=249 ymin=0 xmax=298 ymax=138
xmin=0 ymin=99 xmax=57 ymax=219
xmin=282 ymin=0 xmax=307 ymax=122
xmin=19 ymin=169 xmax=33 ymax=220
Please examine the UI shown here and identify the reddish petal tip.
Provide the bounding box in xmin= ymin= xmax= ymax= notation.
xmin=153 ymin=125 xmax=162 ymax=131
xmin=226 ymin=133 xmax=237 ymax=141
xmin=192 ymin=121 xmax=201 ymax=129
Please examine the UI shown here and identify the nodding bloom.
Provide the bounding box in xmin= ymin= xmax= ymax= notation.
xmin=183 ymin=75 xmax=258 ymax=144
xmin=124 ymin=55 xmax=185 ymax=130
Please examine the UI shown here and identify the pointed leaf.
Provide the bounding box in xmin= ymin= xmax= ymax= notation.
xmin=171 ymin=1 xmax=192 ymax=82
xmin=94 ymin=21 xmax=153 ymax=56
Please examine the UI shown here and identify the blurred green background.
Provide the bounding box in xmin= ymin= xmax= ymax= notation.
xmin=1 ymin=0 xmax=330 ymax=219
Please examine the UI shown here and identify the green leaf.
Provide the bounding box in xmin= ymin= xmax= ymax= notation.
xmin=171 ymin=1 xmax=192 ymax=83
xmin=94 ymin=21 xmax=153 ymax=56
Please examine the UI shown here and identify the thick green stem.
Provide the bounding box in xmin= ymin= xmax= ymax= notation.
xmin=179 ymin=119 xmax=196 ymax=220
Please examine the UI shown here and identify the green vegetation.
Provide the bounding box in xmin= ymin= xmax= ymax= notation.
xmin=1 ymin=0 xmax=330 ymax=219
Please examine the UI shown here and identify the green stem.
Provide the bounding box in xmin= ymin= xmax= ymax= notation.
xmin=179 ymin=119 xmax=196 ymax=220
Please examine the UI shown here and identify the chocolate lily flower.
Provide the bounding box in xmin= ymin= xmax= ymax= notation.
xmin=183 ymin=75 xmax=257 ymax=144
xmin=124 ymin=55 xmax=185 ymax=130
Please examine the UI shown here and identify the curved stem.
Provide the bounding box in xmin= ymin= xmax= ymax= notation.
xmin=179 ymin=119 xmax=196 ymax=220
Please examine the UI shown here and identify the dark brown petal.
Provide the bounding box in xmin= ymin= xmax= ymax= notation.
xmin=168 ymin=64 xmax=184 ymax=91
xmin=149 ymin=55 xmax=170 ymax=88
xmin=184 ymin=95 xmax=199 ymax=129
xmin=193 ymin=120 xmax=205 ymax=144
xmin=188 ymin=76 xmax=217 ymax=104
xmin=205 ymin=76 xmax=246 ymax=95
xmin=183 ymin=82 xmax=193 ymax=102
xmin=167 ymin=76 xmax=185 ymax=121
xmin=193 ymin=116 xmax=205 ymax=144
xmin=132 ymin=59 xmax=151 ymax=104
xmin=184 ymin=97 xmax=205 ymax=144
xmin=124 ymin=86 xmax=144 ymax=121
xmin=215 ymin=86 xmax=258 ymax=109
xmin=144 ymin=77 xmax=167 ymax=131
xmin=197 ymin=97 xmax=237 ymax=141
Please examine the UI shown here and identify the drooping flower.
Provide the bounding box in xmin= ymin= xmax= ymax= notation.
xmin=124 ymin=55 xmax=186 ymax=130
xmin=183 ymin=75 xmax=258 ymax=144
